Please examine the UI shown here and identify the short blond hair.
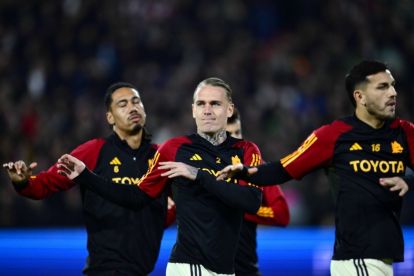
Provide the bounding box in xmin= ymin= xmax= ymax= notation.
xmin=193 ymin=77 xmax=233 ymax=103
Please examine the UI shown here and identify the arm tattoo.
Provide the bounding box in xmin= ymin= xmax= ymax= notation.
xmin=188 ymin=166 xmax=199 ymax=179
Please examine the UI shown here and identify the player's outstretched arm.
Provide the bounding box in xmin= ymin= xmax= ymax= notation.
xmin=158 ymin=161 xmax=199 ymax=180
xmin=57 ymin=154 xmax=152 ymax=210
xmin=217 ymin=163 xmax=257 ymax=181
xmin=218 ymin=162 xmax=292 ymax=186
xmin=197 ymin=170 xmax=262 ymax=213
xmin=158 ymin=161 xmax=262 ymax=213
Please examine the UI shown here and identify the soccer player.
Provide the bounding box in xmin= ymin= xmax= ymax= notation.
xmin=3 ymin=82 xmax=175 ymax=275
xmin=218 ymin=61 xmax=414 ymax=276
xmin=226 ymin=108 xmax=290 ymax=276
xmin=57 ymin=77 xmax=263 ymax=276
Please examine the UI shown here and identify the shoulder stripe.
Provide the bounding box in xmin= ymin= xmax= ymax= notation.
xmin=281 ymin=133 xmax=317 ymax=167
xmin=137 ymin=151 xmax=160 ymax=186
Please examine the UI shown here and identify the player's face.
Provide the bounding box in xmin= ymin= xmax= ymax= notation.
xmin=226 ymin=120 xmax=242 ymax=139
xmin=107 ymin=87 xmax=146 ymax=136
xmin=192 ymin=85 xmax=234 ymax=135
xmin=360 ymin=70 xmax=397 ymax=120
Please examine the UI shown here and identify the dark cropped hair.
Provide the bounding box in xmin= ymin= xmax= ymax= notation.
xmin=227 ymin=107 xmax=240 ymax=124
xmin=345 ymin=60 xmax=389 ymax=106
xmin=193 ymin=77 xmax=233 ymax=103
xmin=104 ymin=82 xmax=138 ymax=111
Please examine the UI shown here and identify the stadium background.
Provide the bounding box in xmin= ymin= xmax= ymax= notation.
xmin=1 ymin=0 xmax=414 ymax=275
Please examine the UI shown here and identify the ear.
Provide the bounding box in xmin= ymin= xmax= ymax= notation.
xmin=106 ymin=111 xmax=115 ymax=125
xmin=354 ymin=90 xmax=366 ymax=106
xmin=227 ymin=103 xmax=234 ymax=118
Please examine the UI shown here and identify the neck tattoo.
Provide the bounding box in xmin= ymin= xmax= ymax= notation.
xmin=199 ymin=130 xmax=227 ymax=146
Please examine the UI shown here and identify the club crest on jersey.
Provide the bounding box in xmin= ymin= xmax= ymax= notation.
xmin=349 ymin=143 xmax=362 ymax=151
xmin=190 ymin=154 xmax=202 ymax=161
xmin=109 ymin=157 xmax=122 ymax=173
xmin=391 ymin=141 xmax=403 ymax=154
xmin=232 ymin=155 xmax=241 ymax=165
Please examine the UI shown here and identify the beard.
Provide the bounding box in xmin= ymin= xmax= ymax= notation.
xmin=130 ymin=123 xmax=144 ymax=134
xmin=366 ymin=103 xmax=395 ymax=121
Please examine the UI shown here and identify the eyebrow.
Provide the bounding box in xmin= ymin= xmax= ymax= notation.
xmin=115 ymin=96 xmax=140 ymax=103
xmin=195 ymin=100 xmax=222 ymax=104
xmin=377 ymin=81 xmax=395 ymax=87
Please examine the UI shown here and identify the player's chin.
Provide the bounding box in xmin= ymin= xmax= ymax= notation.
xmin=131 ymin=124 xmax=144 ymax=133
xmin=379 ymin=113 xmax=395 ymax=121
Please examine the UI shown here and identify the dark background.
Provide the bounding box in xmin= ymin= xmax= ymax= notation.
xmin=1 ymin=0 xmax=414 ymax=227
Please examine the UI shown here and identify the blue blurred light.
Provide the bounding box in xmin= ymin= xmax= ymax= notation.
xmin=0 ymin=227 xmax=413 ymax=276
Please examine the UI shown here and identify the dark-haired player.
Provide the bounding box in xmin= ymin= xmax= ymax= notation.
xmin=3 ymin=82 xmax=175 ymax=275
xmin=218 ymin=61 xmax=414 ymax=276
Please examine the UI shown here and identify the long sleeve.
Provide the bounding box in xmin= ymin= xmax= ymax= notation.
xmin=246 ymin=161 xmax=292 ymax=186
xmin=246 ymin=125 xmax=344 ymax=186
xmin=16 ymin=139 xmax=105 ymax=199
xmin=73 ymin=168 xmax=153 ymax=210
xmin=196 ymin=170 xmax=262 ymax=213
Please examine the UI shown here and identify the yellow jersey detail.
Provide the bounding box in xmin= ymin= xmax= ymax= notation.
xmin=137 ymin=151 xmax=160 ymax=186
xmin=231 ymin=155 xmax=241 ymax=165
xmin=250 ymin=153 xmax=261 ymax=166
xmin=190 ymin=154 xmax=202 ymax=161
xmin=391 ymin=141 xmax=404 ymax=154
xmin=349 ymin=159 xmax=405 ymax=174
xmin=110 ymin=157 xmax=122 ymax=165
xmin=256 ymin=206 xmax=275 ymax=218
xmin=350 ymin=143 xmax=363 ymax=151
xmin=281 ymin=133 xmax=317 ymax=167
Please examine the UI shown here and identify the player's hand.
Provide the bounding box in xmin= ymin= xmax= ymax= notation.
xmin=57 ymin=154 xmax=86 ymax=180
xmin=2 ymin=161 xmax=37 ymax=183
xmin=216 ymin=163 xmax=258 ymax=181
xmin=379 ymin=177 xmax=409 ymax=196
xmin=158 ymin=161 xmax=199 ymax=180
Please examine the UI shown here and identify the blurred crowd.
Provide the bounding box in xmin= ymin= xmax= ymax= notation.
xmin=1 ymin=0 xmax=414 ymax=227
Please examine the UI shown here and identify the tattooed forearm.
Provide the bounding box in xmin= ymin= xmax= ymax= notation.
xmin=198 ymin=130 xmax=227 ymax=145
xmin=188 ymin=166 xmax=199 ymax=179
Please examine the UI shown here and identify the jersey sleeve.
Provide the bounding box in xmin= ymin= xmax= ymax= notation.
xmin=243 ymin=185 xmax=289 ymax=226
xmin=137 ymin=139 xmax=182 ymax=198
xmin=71 ymin=138 xmax=184 ymax=210
xmin=281 ymin=123 xmax=343 ymax=179
xmin=400 ymin=120 xmax=414 ymax=169
xmin=16 ymin=139 xmax=105 ymax=199
xmin=196 ymin=141 xmax=263 ymax=213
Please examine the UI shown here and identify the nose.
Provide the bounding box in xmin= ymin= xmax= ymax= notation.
xmin=389 ymin=86 xmax=397 ymax=97
xmin=203 ymin=104 xmax=212 ymax=114
xmin=128 ymin=101 xmax=141 ymax=113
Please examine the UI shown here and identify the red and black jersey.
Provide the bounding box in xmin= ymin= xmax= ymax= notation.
xmin=150 ymin=134 xmax=262 ymax=274
xmin=253 ymin=115 xmax=414 ymax=262
xmin=75 ymin=133 xmax=263 ymax=274
xmin=16 ymin=133 xmax=174 ymax=275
